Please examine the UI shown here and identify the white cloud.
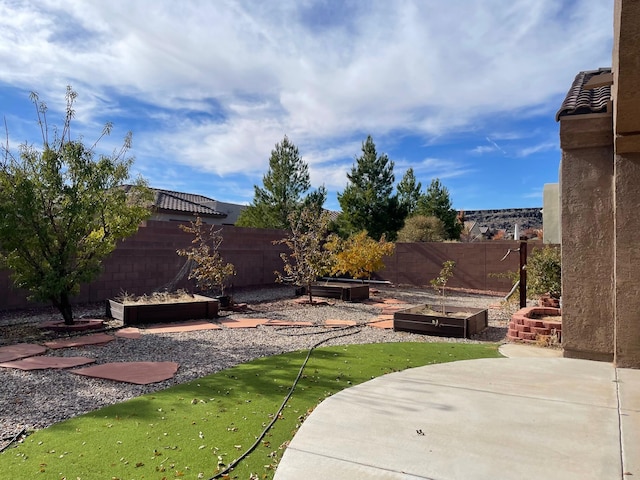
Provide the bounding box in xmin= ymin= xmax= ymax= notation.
xmin=472 ymin=145 xmax=497 ymax=155
xmin=399 ymin=157 xmax=475 ymax=183
xmin=517 ymin=142 xmax=559 ymax=158
xmin=0 ymin=0 xmax=613 ymax=198
xmin=523 ymin=189 xmax=544 ymax=199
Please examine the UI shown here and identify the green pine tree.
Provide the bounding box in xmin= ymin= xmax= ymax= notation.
xmin=337 ymin=135 xmax=406 ymax=241
xmin=416 ymin=179 xmax=462 ymax=240
xmin=397 ymin=167 xmax=422 ymax=216
xmin=237 ymin=135 xmax=325 ymax=229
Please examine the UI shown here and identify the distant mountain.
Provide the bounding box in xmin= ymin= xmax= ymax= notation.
xmin=462 ymin=208 xmax=543 ymax=237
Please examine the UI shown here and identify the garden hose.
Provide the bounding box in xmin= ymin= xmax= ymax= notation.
xmin=209 ymin=324 xmax=363 ymax=479
xmin=0 ymin=428 xmax=26 ymax=453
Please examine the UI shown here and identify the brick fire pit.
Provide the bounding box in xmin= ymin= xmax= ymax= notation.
xmin=507 ymin=306 xmax=562 ymax=344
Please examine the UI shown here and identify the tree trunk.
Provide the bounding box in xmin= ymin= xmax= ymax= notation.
xmin=51 ymin=292 xmax=74 ymax=325
xmin=306 ymin=281 xmax=313 ymax=304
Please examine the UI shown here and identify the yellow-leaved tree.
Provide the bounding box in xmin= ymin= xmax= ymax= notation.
xmin=325 ymin=231 xmax=395 ymax=281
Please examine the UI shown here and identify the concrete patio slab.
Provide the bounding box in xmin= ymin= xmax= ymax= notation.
xmin=43 ymin=333 xmax=115 ymax=349
xmin=0 ymin=343 xmax=47 ymax=362
xmin=618 ymin=367 xmax=640 ymax=477
xmin=142 ymin=320 xmax=221 ymax=333
xmin=275 ymin=358 xmax=628 ymax=480
xmin=499 ymin=343 xmax=563 ymax=358
xmin=0 ymin=356 xmax=96 ymax=370
xmin=71 ymin=361 xmax=179 ymax=385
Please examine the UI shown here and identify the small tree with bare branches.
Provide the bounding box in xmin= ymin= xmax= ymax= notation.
xmin=274 ymin=207 xmax=333 ymax=303
xmin=177 ymin=216 xmax=236 ymax=298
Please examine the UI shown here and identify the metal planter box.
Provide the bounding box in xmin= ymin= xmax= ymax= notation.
xmin=107 ymin=295 xmax=219 ymax=326
xmin=394 ymin=305 xmax=488 ymax=338
xmin=310 ymin=283 xmax=370 ymax=301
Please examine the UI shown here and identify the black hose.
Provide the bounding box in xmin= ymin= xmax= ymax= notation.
xmin=0 ymin=428 xmax=26 ymax=453
xmin=209 ymin=325 xmax=362 ymax=479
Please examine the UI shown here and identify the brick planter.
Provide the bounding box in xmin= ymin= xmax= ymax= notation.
xmin=507 ymin=306 xmax=562 ymax=344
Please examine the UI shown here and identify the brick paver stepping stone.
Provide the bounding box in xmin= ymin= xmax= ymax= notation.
xmin=325 ymin=319 xmax=357 ymax=327
xmin=39 ymin=319 xmax=104 ymax=332
xmin=114 ymin=327 xmax=142 ymax=339
xmin=44 ymin=333 xmax=115 ymax=349
xmin=143 ymin=320 xmax=221 ymax=334
xmin=71 ymin=361 xmax=179 ymax=385
xmin=0 ymin=356 xmax=96 ymax=370
xmin=361 ymin=298 xmax=385 ymax=304
xmin=368 ymin=316 xmax=394 ymax=329
xmin=381 ymin=306 xmax=404 ymax=315
xmin=0 ymin=343 xmax=47 ymax=362
xmin=381 ymin=298 xmax=404 ymax=304
xmin=219 ymin=318 xmax=270 ymax=328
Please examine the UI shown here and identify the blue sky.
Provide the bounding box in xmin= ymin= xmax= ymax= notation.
xmin=0 ymin=1 xmax=613 ymax=212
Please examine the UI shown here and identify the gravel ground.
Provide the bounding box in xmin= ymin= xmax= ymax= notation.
xmin=0 ymin=284 xmax=513 ymax=450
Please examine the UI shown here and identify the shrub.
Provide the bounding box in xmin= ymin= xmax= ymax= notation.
xmin=397 ymin=215 xmax=445 ymax=242
xmin=325 ymin=231 xmax=395 ymax=281
xmin=527 ymin=246 xmax=561 ymax=298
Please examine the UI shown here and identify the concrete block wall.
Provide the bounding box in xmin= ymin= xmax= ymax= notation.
xmin=0 ymin=222 xmax=552 ymax=311
xmin=378 ymin=240 xmax=546 ymax=293
xmin=0 ymin=220 xmax=289 ymax=310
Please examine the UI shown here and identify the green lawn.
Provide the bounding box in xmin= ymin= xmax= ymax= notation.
xmin=0 ymin=342 xmax=502 ymax=479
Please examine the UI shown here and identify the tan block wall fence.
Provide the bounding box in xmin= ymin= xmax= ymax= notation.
xmin=0 ymin=220 xmax=549 ymax=311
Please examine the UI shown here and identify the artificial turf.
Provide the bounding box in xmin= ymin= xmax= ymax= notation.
xmin=0 ymin=342 xmax=501 ymax=479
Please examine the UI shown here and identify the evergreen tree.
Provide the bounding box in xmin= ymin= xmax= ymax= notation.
xmin=415 ymin=178 xmax=462 ymax=240
xmin=237 ymin=136 xmax=325 ymax=229
xmin=397 ymin=167 xmax=422 ymax=216
xmin=337 ymin=136 xmax=406 ymax=240
xmin=396 ymin=215 xmax=446 ymax=242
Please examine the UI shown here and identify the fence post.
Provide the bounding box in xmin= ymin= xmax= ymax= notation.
xmin=519 ymin=237 xmax=528 ymax=308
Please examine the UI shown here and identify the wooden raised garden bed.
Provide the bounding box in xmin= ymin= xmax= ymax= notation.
xmin=107 ymin=295 xmax=219 ymax=326
xmin=309 ymin=282 xmax=370 ymax=301
xmin=394 ymin=305 xmax=488 ymax=338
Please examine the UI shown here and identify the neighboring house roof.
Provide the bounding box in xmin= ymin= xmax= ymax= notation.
xmin=325 ymin=210 xmax=341 ymax=223
xmin=556 ymin=67 xmax=612 ymax=121
xmin=464 ymin=220 xmax=477 ymax=232
xmin=152 ymin=188 xmax=227 ymax=218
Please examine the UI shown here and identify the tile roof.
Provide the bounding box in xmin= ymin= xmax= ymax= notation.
xmin=153 ymin=189 xmax=226 ymax=217
xmin=325 ymin=209 xmax=341 ymax=223
xmin=556 ymin=68 xmax=612 ymax=121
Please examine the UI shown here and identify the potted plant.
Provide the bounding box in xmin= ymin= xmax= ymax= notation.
xmin=177 ymin=217 xmax=236 ymax=308
xmin=527 ymin=246 xmax=561 ymax=308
